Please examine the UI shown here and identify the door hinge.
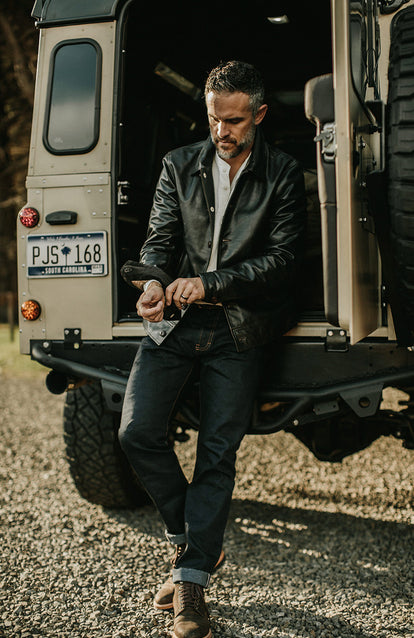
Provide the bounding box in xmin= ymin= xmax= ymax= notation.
xmin=358 ymin=213 xmax=376 ymax=234
xmin=64 ymin=328 xmax=82 ymax=350
xmin=325 ymin=328 xmax=348 ymax=352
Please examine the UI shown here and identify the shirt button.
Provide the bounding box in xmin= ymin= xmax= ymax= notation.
xmin=203 ymin=172 xmax=207 ymax=178
xmin=160 ymin=330 xmax=166 ymax=337
xmin=210 ymin=206 xmax=215 ymax=213
xmin=208 ymin=241 xmax=212 ymax=248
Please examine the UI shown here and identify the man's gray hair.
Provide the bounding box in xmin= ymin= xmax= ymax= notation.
xmin=204 ymin=60 xmax=265 ymax=116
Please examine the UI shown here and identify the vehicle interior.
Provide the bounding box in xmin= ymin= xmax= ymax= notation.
xmin=116 ymin=0 xmax=333 ymax=323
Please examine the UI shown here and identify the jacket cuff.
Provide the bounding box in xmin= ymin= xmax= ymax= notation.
xmin=199 ymin=272 xmax=222 ymax=304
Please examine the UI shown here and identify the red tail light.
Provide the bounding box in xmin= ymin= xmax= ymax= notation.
xmin=19 ymin=206 xmax=40 ymax=228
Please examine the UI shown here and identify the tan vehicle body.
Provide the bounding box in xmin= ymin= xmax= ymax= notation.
xmin=18 ymin=0 xmax=414 ymax=507
xmin=20 ymin=1 xmax=414 ymax=352
xmin=19 ymin=22 xmax=115 ymax=351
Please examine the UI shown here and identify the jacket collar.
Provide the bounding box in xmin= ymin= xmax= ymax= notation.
xmin=193 ymin=126 xmax=268 ymax=180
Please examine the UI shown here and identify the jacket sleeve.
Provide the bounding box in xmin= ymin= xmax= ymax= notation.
xmin=198 ymin=160 xmax=307 ymax=302
xmin=138 ymin=154 xmax=183 ymax=276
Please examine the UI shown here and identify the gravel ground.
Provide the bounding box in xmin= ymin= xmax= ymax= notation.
xmin=1 ymin=374 xmax=414 ymax=638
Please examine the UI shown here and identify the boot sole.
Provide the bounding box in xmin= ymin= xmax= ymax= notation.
xmin=154 ymin=600 xmax=174 ymax=610
xmin=154 ymin=550 xmax=226 ymax=611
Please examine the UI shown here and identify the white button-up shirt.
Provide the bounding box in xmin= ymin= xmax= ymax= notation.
xmin=207 ymin=152 xmax=251 ymax=272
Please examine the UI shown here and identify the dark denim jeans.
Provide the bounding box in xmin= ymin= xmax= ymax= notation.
xmin=119 ymin=304 xmax=264 ymax=587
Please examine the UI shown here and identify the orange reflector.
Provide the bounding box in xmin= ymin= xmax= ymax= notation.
xmin=21 ymin=299 xmax=41 ymax=321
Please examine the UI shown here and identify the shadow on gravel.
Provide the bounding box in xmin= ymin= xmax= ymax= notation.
xmin=102 ymin=502 xmax=166 ymax=537
xmin=212 ymin=600 xmax=380 ymax=638
xmin=228 ymin=497 xmax=414 ymax=590
xmin=103 ymin=498 xmax=414 ymax=598
xmin=100 ymin=499 xmax=413 ymax=637
xmin=229 ymin=498 xmax=413 ymax=555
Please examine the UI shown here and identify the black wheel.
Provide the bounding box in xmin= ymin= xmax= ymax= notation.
xmin=63 ymin=381 xmax=149 ymax=508
xmin=387 ymin=7 xmax=414 ymax=326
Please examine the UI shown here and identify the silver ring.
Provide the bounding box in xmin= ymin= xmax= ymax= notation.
xmin=180 ymin=294 xmax=188 ymax=299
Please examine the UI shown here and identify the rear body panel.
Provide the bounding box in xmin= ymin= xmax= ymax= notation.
xmin=19 ymin=22 xmax=116 ymax=352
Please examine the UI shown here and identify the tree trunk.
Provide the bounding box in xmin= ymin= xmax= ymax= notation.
xmin=0 ymin=14 xmax=34 ymax=107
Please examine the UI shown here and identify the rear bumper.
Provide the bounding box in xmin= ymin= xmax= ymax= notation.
xmin=30 ymin=337 xmax=414 ymax=431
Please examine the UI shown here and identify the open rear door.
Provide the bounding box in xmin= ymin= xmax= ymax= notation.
xmin=331 ymin=0 xmax=382 ymax=344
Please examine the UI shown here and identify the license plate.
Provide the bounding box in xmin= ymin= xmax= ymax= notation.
xmin=27 ymin=232 xmax=108 ymax=278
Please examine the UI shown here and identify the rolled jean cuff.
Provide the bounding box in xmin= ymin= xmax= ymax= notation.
xmin=172 ymin=567 xmax=211 ymax=588
xmin=165 ymin=530 xmax=187 ymax=545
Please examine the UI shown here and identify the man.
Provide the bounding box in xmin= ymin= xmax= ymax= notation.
xmin=119 ymin=60 xmax=306 ymax=638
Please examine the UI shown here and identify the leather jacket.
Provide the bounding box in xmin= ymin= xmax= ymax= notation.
xmin=139 ymin=127 xmax=307 ymax=351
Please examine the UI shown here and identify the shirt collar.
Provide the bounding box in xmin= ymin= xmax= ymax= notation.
xmin=215 ymin=152 xmax=231 ymax=174
xmin=213 ymin=151 xmax=251 ymax=178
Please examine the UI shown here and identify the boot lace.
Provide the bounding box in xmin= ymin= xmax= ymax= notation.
xmin=171 ymin=543 xmax=186 ymax=567
xmin=177 ymin=581 xmax=204 ymax=615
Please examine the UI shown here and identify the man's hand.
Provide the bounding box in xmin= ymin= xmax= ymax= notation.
xmin=136 ymin=282 xmax=165 ymax=322
xmin=165 ymin=277 xmax=205 ymax=309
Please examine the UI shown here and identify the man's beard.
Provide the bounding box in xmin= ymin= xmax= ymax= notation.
xmin=212 ymin=122 xmax=256 ymax=160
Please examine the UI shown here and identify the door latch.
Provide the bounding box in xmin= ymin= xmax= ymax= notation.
xmin=314 ymin=122 xmax=336 ymax=162
xmin=117 ymin=180 xmax=131 ymax=206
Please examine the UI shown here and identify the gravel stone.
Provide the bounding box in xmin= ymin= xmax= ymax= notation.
xmin=0 ymin=377 xmax=413 ymax=637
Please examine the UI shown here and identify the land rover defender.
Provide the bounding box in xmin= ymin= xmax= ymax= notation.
xmin=18 ymin=0 xmax=414 ymax=507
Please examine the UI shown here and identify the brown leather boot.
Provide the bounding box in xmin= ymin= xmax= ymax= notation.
xmin=172 ymin=581 xmax=211 ymax=638
xmin=154 ymin=543 xmax=186 ymax=610
xmin=154 ymin=548 xmax=225 ymax=611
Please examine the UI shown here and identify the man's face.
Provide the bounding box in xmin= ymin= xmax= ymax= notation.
xmin=206 ymin=91 xmax=267 ymax=160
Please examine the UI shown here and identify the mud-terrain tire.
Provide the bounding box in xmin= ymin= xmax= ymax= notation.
xmin=63 ymin=382 xmax=149 ymax=508
xmin=387 ymin=7 xmax=414 ymax=327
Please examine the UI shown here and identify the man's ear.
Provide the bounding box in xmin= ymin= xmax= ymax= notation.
xmin=254 ymin=104 xmax=268 ymax=125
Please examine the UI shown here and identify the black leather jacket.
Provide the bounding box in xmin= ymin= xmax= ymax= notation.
xmin=139 ymin=128 xmax=307 ymax=351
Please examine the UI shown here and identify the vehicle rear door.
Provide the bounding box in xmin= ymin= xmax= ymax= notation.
xmin=331 ymin=0 xmax=382 ymax=344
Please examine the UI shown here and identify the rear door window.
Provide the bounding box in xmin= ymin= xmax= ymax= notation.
xmin=44 ymin=40 xmax=101 ymax=154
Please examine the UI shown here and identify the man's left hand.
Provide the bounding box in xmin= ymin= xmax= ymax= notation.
xmin=165 ymin=277 xmax=205 ymax=309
